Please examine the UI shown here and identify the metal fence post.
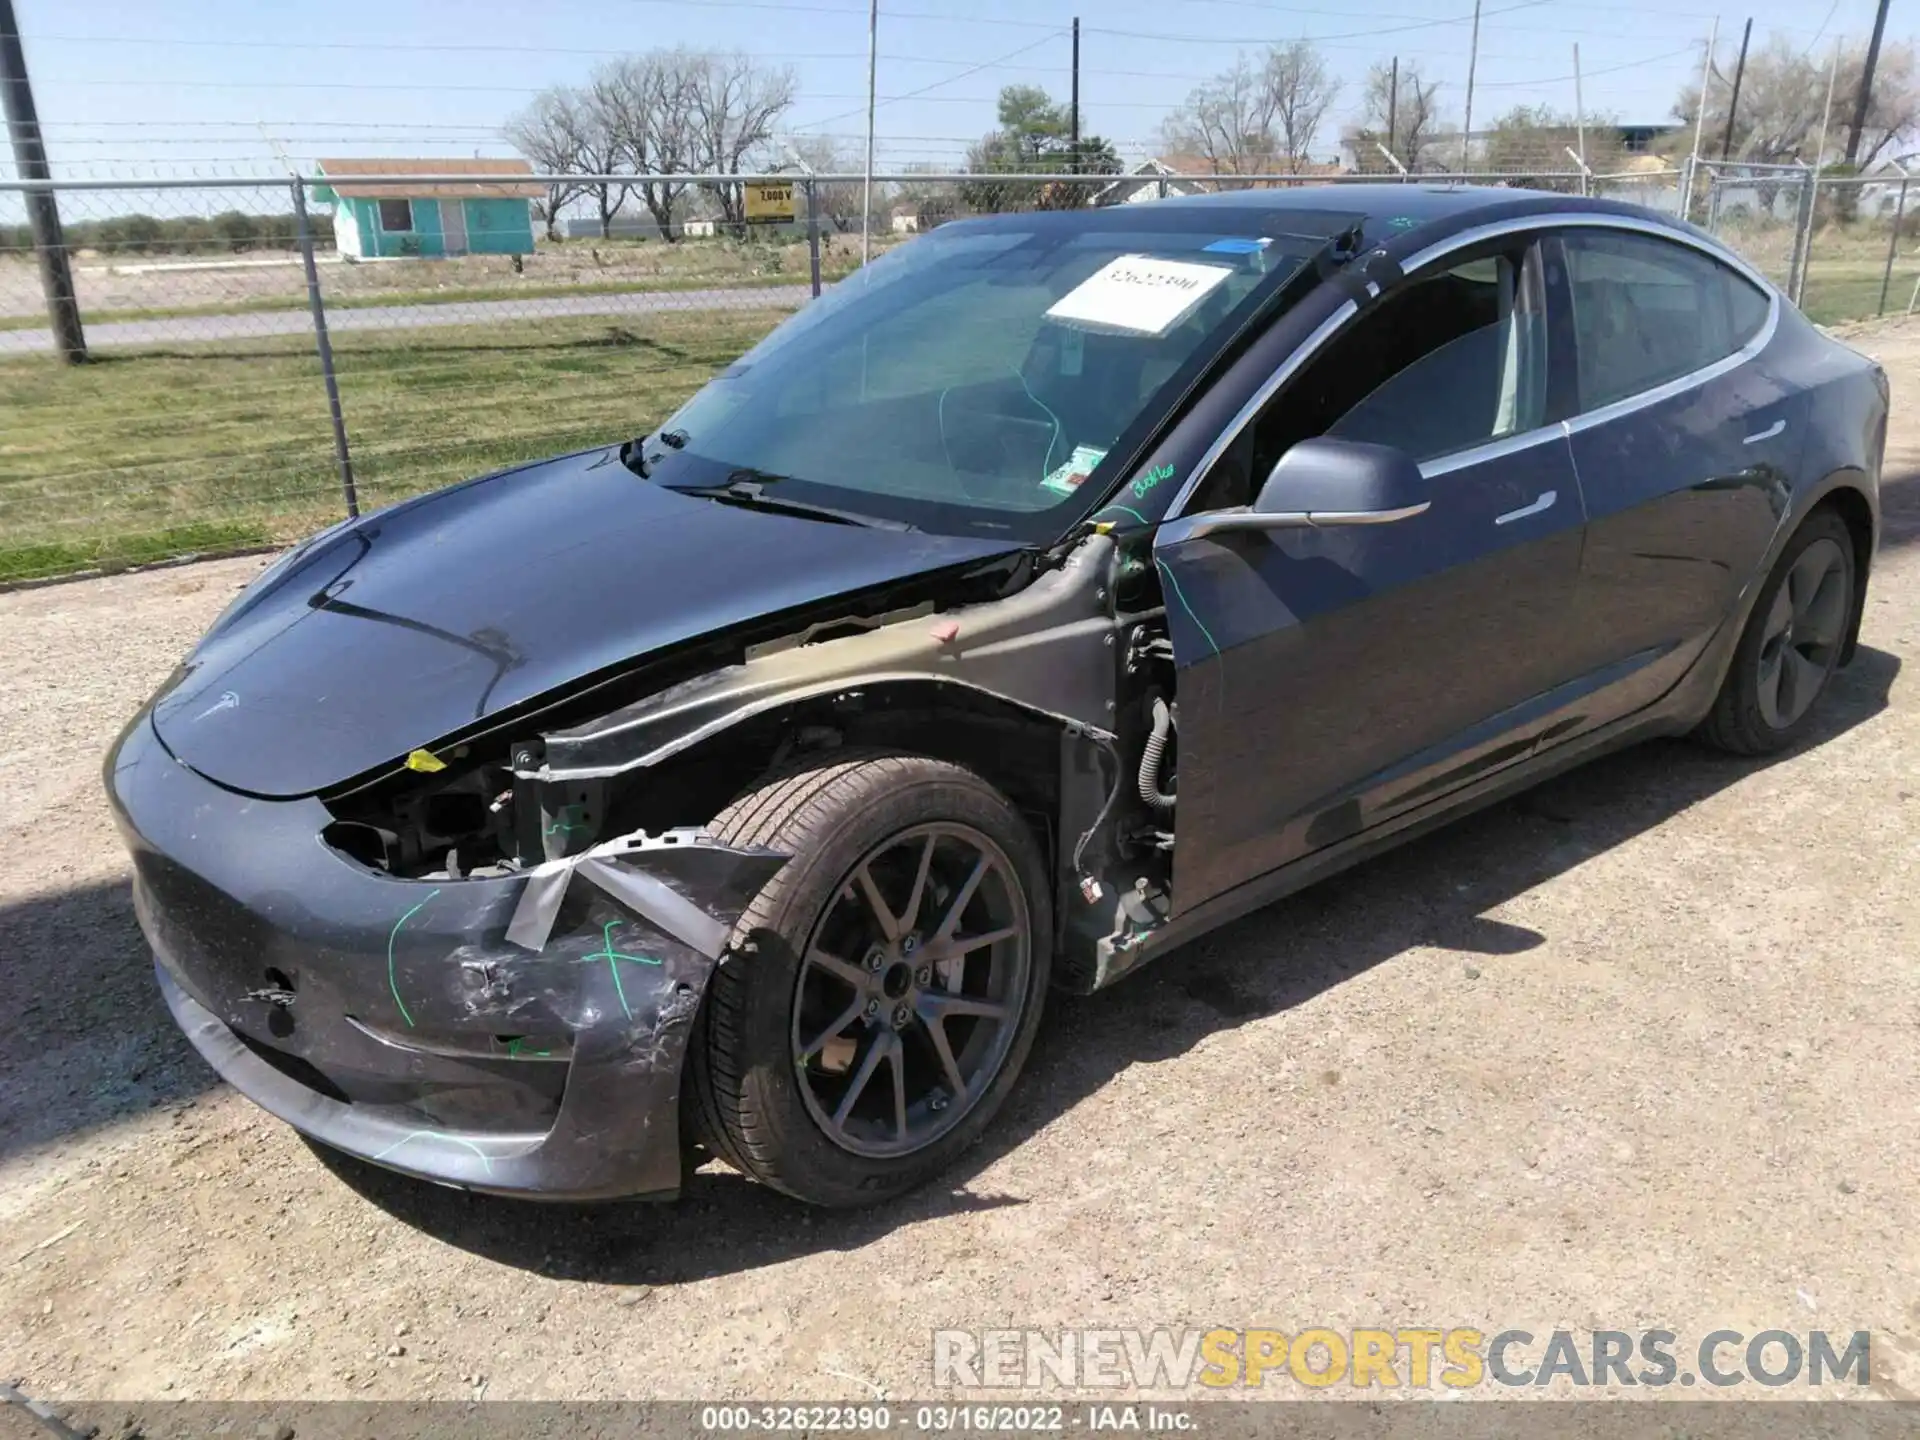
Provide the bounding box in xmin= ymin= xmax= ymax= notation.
xmin=1879 ymin=170 xmax=1910 ymax=316
xmin=1788 ymin=166 xmax=1816 ymax=306
xmin=805 ymin=178 xmax=822 ymax=299
xmin=290 ymin=176 xmax=359 ymax=520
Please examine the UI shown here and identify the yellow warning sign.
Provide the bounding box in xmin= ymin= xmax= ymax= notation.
xmin=744 ymin=181 xmax=796 ymax=223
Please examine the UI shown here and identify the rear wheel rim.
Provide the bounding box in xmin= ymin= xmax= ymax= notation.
xmin=1756 ymin=536 xmax=1849 ymax=731
xmin=790 ymin=821 xmax=1030 ymax=1159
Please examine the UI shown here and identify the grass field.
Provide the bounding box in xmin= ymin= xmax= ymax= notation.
xmin=0 ymin=308 xmax=786 ymax=584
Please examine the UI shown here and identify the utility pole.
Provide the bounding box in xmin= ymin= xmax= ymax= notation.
xmin=861 ymin=0 xmax=877 ymax=266
xmin=1684 ymin=16 xmax=1719 ymax=220
xmin=1573 ymin=44 xmax=1588 ymax=194
xmin=1720 ymin=17 xmax=1752 ymax=161
xmin=1387 ymin=56 xmax=1399 ymax=161
xmin=1845 ymin=0 xmax=1893 ymax=165
xmin=1461 ymin=0 xmax=1483 ymax=174
xmin=0 ymin=0 xmax=85 ymax=364
xmin=1070 ymin=17 xmax=1081 ymax=172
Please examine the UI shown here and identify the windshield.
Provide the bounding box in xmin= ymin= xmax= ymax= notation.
xmin=639 ymin=206 xmax=1360 ymax=541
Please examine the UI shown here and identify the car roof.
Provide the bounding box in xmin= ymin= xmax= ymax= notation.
xmin=940 ymin=183 xmax=1700 ymax=254
xmin=1145 ymin=182 xmax=1672 ymax=233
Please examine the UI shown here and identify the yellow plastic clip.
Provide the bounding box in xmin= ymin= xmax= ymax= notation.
xmin=405 ymin=749 xmax=448 ymax=774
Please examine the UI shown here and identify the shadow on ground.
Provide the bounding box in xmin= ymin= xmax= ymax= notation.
xmin=319 ymin=642 xmax=1902 ymax=1285
xmin=1877 ymin=464 xmax=1920 ymax=553
xmin=0 ymin=877 xmax=219 ymax=1164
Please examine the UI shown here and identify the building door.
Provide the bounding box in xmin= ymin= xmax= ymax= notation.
xmin=440 ymin=200 xmax=469 ymax=256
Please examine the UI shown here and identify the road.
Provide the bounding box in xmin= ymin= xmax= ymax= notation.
xmin=0 ymin=283 xmax=814 ymax=354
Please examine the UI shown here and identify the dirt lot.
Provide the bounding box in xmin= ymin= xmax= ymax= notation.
xmin=2 ymin=321 xmax=1919 ymax=1410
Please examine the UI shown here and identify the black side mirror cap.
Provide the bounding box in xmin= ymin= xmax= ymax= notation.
xmin=1253 ymin=437 xmax=1428 ymax=517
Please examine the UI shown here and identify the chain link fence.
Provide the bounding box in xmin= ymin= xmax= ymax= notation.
xmin=11 ymin=162 xmax=1887 ymax=587
xmin=0 ymin=174 xmax=856 ymax=584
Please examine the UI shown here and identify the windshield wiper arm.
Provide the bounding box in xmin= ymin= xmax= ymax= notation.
xmin=619 ymin=429 xmax=689 ymax=479
xmin=670 ymin=479 xmax=912 ymax=531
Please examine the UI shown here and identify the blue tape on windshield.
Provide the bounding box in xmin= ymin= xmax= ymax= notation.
xmin=1203 ymin=237 xmax=1269 ymax=255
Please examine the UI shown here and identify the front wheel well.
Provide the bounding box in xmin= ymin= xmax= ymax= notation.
xmin=614 ymin=681 xmax=1080 ymax=870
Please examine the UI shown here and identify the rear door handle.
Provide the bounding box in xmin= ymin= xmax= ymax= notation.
xmin=1494 ymin=489 xmax=1557 ymax=525
xmin=1743 ymin=418 xmax=1786 ymax=445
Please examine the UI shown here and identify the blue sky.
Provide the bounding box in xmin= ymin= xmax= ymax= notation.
xmin=6 ymin=0 xmax=1891 ymax=178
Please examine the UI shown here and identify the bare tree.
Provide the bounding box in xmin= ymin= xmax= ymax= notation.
xmin=591 ymin=53 xmax=697 ymax=240
xmin=1267 ymin=41 xmax=1341 ymax=172
xmin=1483 ymin=103 xmax=1624 ymax=186
xmin=894 ymin=161 xmax=961 ymax=229
xmin=786 ymin=134 xmax=865 ymax=232
xmin=683 ymin=52 xmax=798 ymax=229
xmin=1345 ymin=60 xmax=1445 ymax=172
xmin=1674 ymin=34 xmax=1920 ymax=169
xmin=1160 ymin=56 xmax=1280 ymax=179
xmin=505 ymin=87 xmax=594 ymax=240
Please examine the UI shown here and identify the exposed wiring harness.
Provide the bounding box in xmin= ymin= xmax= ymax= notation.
xmin=1070 ymin=732 xmax=1125 ymax=881
xmin=1137 ymin=696 xmax=1177 ymax=812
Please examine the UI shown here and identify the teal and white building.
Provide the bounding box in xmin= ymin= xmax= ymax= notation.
xmin=315 ymin=158 xmax=541 ymax=260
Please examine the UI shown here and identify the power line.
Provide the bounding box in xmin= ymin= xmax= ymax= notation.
xmin=1083 ymin=0 xmax=1557 ymax=47
xmin=1475 ymin=42 xmax=1698 ymax=87
xmin=794 ymin=30 xmax=1066 ymax=129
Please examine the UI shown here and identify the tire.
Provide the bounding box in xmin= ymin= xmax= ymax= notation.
xmin=1697 ymin=510 xmax=1857 ymax=756
xmin=689 ymin=752 xmax=1052 ymax=1207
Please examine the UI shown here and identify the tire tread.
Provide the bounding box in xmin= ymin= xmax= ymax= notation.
xmin=688 ymin=750 xmax=1048 ymax=1205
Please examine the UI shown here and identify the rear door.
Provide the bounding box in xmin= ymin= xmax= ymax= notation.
xmin=1153 ymin=235 xmax=1588 ymax=911
xmin=1552 ymin=227 xmax=1797 ymax=727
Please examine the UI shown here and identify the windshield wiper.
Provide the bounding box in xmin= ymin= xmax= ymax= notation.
xmin=670 ymin=477 xmax=912 ymax=531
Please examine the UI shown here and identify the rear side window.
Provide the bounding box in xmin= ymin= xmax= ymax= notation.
xmin=1563 ymin=231 xmax=1771 ymax=412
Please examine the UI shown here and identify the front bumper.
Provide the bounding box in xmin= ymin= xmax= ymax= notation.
xmin=107 ymin=711 xmax=782 ymax=1200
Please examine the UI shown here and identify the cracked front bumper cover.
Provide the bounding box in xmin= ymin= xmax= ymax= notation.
xmin=108 ymin=711 xmax=785 ymax=1201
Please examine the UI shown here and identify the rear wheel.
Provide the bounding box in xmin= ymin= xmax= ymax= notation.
xmin=1698 ymin=510 xmax=1856 ymax=755
xmin=690 ymin=753 xmax=1051 ymax=1206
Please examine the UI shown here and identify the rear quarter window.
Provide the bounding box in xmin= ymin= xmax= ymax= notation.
xmin=1563 ymin=230 xmax=1769 ymax=412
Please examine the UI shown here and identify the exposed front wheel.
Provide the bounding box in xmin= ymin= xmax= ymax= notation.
xmin=691 ymin=754 xmax=1051 ymax=1206
xmin=1698 ymin=510 xmax=1857 ymax=755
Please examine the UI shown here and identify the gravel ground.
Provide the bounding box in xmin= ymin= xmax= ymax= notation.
xmin=2 ymin=319 xmax=1918 ymax=1409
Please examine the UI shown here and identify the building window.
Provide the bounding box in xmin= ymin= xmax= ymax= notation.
xmin=377 ymin=198 xmax=413 ymax=232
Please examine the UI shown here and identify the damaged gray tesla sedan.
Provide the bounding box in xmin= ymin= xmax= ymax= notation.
xmin=108 ymin=185 xmax=1884 ymax=1206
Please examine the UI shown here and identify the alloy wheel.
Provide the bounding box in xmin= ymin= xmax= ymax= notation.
xmin=790 ymin=822 xmax=1031 ymax=1159
xmin=1755 ymin=536 xmax=1849 ymax=731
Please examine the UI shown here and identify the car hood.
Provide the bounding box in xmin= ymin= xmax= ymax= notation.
xmin=151 ymin=448 xmax=1024 ymax=797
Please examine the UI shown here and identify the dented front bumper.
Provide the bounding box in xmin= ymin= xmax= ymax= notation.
xmin=106 ymin=711 xmax=783 ymax=1201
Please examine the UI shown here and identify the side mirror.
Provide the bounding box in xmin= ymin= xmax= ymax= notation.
xmin=1187 ymin=437 xmax=1430 ymax=539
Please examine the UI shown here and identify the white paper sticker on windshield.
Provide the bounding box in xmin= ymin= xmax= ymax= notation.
xmin=1045 ymin=256 xmax=1235 ymax=337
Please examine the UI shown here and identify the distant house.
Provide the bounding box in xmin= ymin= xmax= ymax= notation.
xmin=313 ymin=158 xmax=543 ymax=260
xmin=1094 ymin=159 xmax=1219 ymax=207
xmin=1860 ymin=154 xmax=1920 ymax=216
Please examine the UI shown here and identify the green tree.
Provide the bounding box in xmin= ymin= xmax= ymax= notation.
xmin=960 ymin=85 xmax=1120 ymax=213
